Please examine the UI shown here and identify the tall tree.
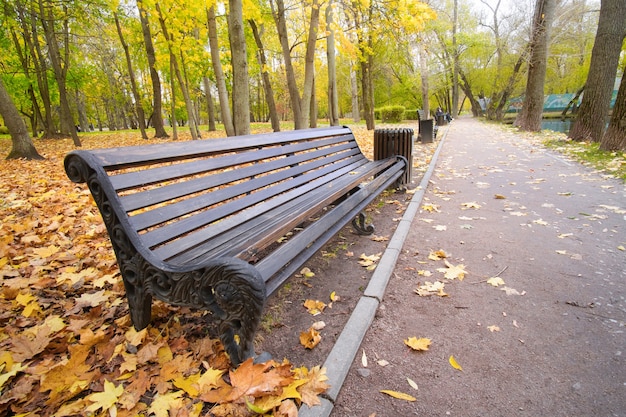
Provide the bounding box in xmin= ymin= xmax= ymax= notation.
xmin=114 ymin=12 xmax=148 ymax=140
xmin=137 ymin=0 xmax=168 ymax=138
xmin=569 ymin=0 xmax=626 ymax=142
xmin=599 ymin=70 xmax=626 ymax=150
xmin=155 ymin=3 xmax=199 ymax=140
xmin=228 ymin=0 xmax=250 ymax=135
xmin=515 ymin=0 xmax=556 ymax=131
xmin=249 ymin=19 xmax=280 ymax=132
xmin=207 ymin=6 xmax=235 ymax=136
xmin=326 ymin=2 xmax=339 ymax=126
xmin=37 ymin=0 xmax=80 ymax=146
xmin=1 ymin=77 xmax=43 ymax=160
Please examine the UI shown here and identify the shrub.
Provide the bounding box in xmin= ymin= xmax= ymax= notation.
xmin=378 ymin=105 xmax=406 ymax=123
xmin=0 ymin=126 xmax=9 ymax=135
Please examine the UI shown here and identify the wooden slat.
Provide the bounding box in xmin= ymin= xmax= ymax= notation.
xmin=146 ymin=156 xmax=378 ymax=255
xmin=109 ymin=134 xmax=353 ymax=191
xmin=161 ymin=158 xmax=397 ymax=265
xmin=119 ymin=142 xmax=358 ymax=212
xmin=130 ymin=149 xmax=365 ymax=234
xmin=87 ymin=126 xmax=353 ymax=169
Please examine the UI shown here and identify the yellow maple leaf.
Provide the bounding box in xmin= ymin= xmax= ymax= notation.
xmin=300 ymin=327 xmax=322 ymax=349
xmin=294 ymin=365 xmax=329 ymax=407
xmin=173 ymin=371 xmax=202 ymax=396
xmin=428 ymin=249 xmax=448 ymax=260
xmin=415 ymin=281 xmax=447 ymax=297
xmin=148 ymin=390 xmax=185 ymax=417
xmin=300 ymin=267 xmax=315 ymax=278
xmin=195 ymin=367 xmax=226 ymax=394
xmin=85 ymin=379 xmax=124 ymax=414
xmin=486 ymin=277 xmax=505 ymax=287
xmin=303 ymin=299 xmax=326 ymax=315
xmin=404 ymin=337 xmax=431 ymax=351
xmin=380 ymin=390 xmax=416 ymax=401
xmin=422 ymin=203 xmax=440 ymax=213
xmin=437 ymin=260 xmax=467 ymax=280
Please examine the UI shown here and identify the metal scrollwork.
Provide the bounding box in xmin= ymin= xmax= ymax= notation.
xmin=352 ymin=211 xmax=375 ymax=235
xmin=64 ymin=154 xmax=267 ymax=366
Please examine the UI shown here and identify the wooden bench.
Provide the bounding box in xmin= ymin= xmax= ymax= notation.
xmin=64 ymin=126 xmax=408 ymax=365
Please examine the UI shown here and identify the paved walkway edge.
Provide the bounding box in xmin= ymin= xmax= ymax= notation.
xmin=299 ymin=127 xmax=449 ymax=417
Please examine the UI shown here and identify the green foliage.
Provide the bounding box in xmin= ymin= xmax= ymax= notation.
xmin=377 ymin=105 xmax=406 ymax=122
xmin=0 ymin=126 xmax=9 ymax=134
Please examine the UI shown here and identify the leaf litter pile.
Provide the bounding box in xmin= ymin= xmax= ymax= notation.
xmin=0 ymin=130 xmax=340 ymax=417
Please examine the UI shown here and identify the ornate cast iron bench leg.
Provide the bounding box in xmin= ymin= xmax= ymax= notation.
xmin=352 ymin=212 xmax=375 ymax=235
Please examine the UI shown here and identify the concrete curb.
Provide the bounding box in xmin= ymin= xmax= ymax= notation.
xmin=299 ymin=126 xmax=449 ymax=417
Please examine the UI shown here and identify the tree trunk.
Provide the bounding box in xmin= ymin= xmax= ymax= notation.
xmin=114 ymin=12 xmax=148 ymax=139
xmin=38 ymin=0 xmax=80 ymax=146
xmin=203 ymin=77 xmax=217 ymax=131
xmin=418 ymin=36 xmax=430 ymax=117
xmin=451 ymin=0 xmax=459 ymax=117
xmin=301 ymin=0 xmax=320 ymax=129
xmin=249 ymin=19 xmax=280 ymax=132
xmin=350 ymin=64 xmax=360 ymax=122
xmin=169 ymin=58 xmax=178 ymax=141
xmin=326 ymin=2 xmax=339 ymax=126
xmin=515 ymin=0 xmax=556 ymax=132
xmin=569 ymin=0 xmax=626 ymax=142
xmin=137 ymin=0 xmax=169 ymax=138
xmin=271 ymin=0 xmax=304 ymax=129
xmin=155 ymin=3 xmax=198 ymax=140
xmin=1 ymin=78 xmax=43 ymax=160
xmin=361 ymin=56 xmax=375 ymax=130
xmin=228 ymin=0 xmax=250 ymax=136
xmin=599 ymin=72 xmax=626 ymax=151
xmin=207 ymin=6 xmax=235 ymax=136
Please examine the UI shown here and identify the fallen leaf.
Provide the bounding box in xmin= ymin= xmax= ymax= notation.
xmin=300 ymin=267 xmax=315 ymax=278
xmin=407 ymin=377 xmax=418 ymax=391
xmin=303 ymin=299 xmax=326 ymax=315
xmin=404 ymin=337 xmax=431 ymax=351
xmin=300 ymin=327 xmax=322 ymax=349
xmin=380 ymin=390 xmax=416 ymax=402
xmin=85 ymin=379 xmax=124 ymax=414
xmin=361 ymin=349 xmax=368 ymax=367
xmin=487 ymin=325 xmax=501 ymax=332
xmin=428 ymin=249 xmax=447 ymax=260
xmin=437 ymin=260 xmax=467 ymax=280
xmin=415 ymin=281 xmax=447 ymax=297
xmin=422 ymin=203 xmax=440 ymax=213
xmin=461 ymin=201 xmax=481 ymax=209
xmin=449 ymin=355 xmax=463 ymax=371
xmin=494 ymin=194 xmax=507 ymax=199
xmin=486 ymin=277 xmax=505 ymax=287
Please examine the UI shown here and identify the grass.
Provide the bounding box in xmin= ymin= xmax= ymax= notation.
xmin=543 ymin=137 xmax=626 ymax=182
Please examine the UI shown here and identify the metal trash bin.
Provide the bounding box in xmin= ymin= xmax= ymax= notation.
xmin=419 ymin=119 xmax=435 ymax=143
xmin=374 ymin=128 xmax=413 ymax=185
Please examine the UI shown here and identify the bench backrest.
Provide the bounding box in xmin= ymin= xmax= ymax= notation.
xmin=65 ymin=126 xmax=376 ymax=268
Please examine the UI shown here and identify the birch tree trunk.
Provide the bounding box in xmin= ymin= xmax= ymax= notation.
xmin=228 ymin=0 xmax=250 ymax=135
xmin=326 ymin=2 xmax=339 ymax=126
xmin=207 ymin=6 xmax=235 ymax=136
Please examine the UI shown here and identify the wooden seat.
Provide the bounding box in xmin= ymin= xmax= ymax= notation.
xmin=65 ymin=126 xmax=407 ymax=365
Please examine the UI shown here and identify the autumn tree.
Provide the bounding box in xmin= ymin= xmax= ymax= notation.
xmin=0 ymin=77 xmax=43 ymax=160
xmin=599 ymin=68 xmax=626 ymax=150
xmin=568 ymin=0 xmax=626 ymax=142
xmin=229 ymin=0 xmax=251 ymax=135
xmin=515 ymin=0 xmax=556 ymax=131
xmin=137 ymin=0 xmax=169 ymax=138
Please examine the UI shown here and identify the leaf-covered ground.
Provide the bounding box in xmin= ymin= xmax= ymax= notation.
xmin=0 ymin=128 xmax=339 ymax=417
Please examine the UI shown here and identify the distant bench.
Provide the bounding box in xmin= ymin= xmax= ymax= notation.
xmin=64 ymin=126 xmax=408 ymax=365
